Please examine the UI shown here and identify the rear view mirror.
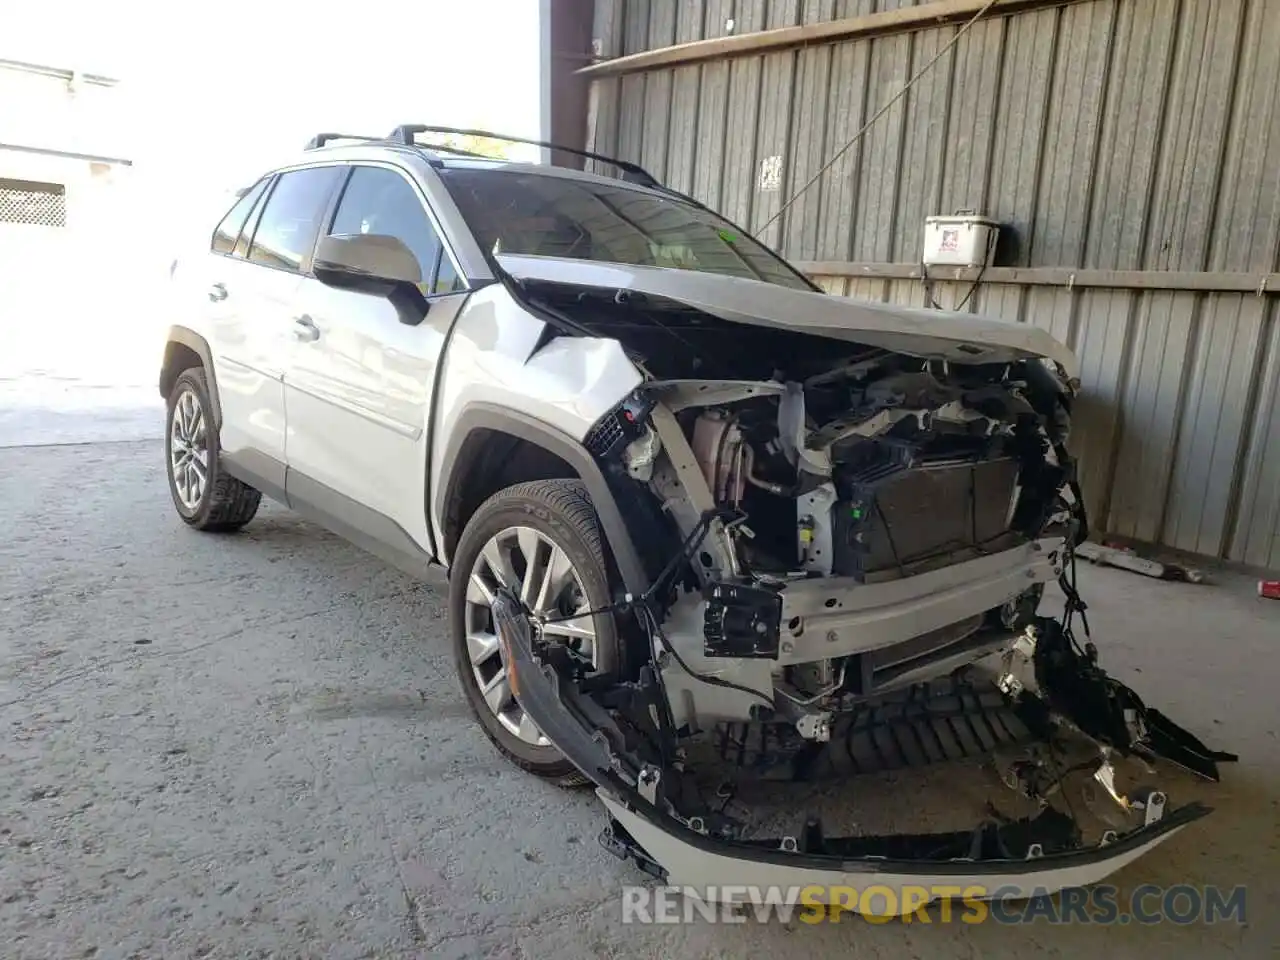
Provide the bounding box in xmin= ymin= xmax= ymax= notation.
xmin=313 ymin=233 xmax=428 ymax=325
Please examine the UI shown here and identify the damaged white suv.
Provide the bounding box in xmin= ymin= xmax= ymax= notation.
xmin=161 ymin=126 xmax=1231 ymax=911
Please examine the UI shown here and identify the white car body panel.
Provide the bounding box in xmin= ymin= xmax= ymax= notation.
xmin=195 ymin=254 xmax=294 ymax=466
xmin=600 ymin=792 xmax=1187 ymax=910
xmin=497 ymin=254 xmax=1079 ymax=378
xmin=427 ymin=283 xmax=643 ymax=565
xmin=284 ymin=280 xmax=468 ymax=548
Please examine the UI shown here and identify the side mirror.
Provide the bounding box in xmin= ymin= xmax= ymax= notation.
xmin=313 ymin=233 xmax=428 ymax=325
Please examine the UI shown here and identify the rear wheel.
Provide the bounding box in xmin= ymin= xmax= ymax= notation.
xmin=165 ymin=367 xmax=261 ymax=531
xmin=449 ymin=479 xmax=619 ymax=784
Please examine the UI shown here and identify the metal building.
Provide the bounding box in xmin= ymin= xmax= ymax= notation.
xmin=541 ymin=0 xmax=1280 ymax=571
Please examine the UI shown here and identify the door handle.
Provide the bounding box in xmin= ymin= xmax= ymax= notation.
xmin=292 ymin=315 xmax=321 ymax=342
xmin=208 ymin=282 xmax=228 ymax=302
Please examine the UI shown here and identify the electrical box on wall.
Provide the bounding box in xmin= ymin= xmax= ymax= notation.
xmin=922 ymin=212 xmax=1000 ymax=268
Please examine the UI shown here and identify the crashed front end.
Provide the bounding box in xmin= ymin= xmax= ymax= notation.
xmin=497 ymin=601 xmax=1231 ymax=911
xmin=498 ymin=273 xmax=1233 ymax=910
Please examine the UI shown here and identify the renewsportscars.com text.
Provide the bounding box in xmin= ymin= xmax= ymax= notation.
xmin=621 ymin=883 xmax=1247 ymax=925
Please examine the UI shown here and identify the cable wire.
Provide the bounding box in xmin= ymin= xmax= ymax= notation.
xmin=755 ymin=0 xmax=1003 ymax=236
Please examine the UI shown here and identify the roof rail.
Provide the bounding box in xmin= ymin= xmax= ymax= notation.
xmin=304 ymin=132 xmax=386 ymax=150
xmin=386 ymin=125 xmax=664 ymax=188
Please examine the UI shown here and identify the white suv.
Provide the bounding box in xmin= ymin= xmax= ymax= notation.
xmin=159 ymin=127 xmax=1226 ymax=906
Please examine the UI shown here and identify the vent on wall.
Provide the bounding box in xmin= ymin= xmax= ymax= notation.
xmin=0 ymin=178 xmax=67 ymax=227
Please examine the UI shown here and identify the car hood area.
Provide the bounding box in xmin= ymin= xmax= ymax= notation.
xmin=496 ymin=254 xmax=1079 ymax=378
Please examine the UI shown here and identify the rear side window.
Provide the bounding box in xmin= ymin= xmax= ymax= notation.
xmin=328 ymin=166 xmax=459 ymax=294
xmin=248 ymin=167 xmax=342 ymax=272
xmin=211 ymin=179 xmax=267 ymax=255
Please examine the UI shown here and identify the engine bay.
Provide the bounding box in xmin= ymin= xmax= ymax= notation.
xmin=527 ymin=280 xmax=1088 ymax=737
xmin=474 ymin=277 xmax=1239 ymax=903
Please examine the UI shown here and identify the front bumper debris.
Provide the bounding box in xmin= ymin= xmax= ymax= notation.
xmin=491 ymin=590 xmax=1233 ymax=913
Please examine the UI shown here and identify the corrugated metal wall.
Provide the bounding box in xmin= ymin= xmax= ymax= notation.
xmin=585 ymin=0 xmax=1280 ymax=570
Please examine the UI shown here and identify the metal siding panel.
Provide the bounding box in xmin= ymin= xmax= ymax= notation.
xmin=737 ymin=0 xmax=767 ymax=33
xmin=837 ymin=1 xmax=877 ymax=20
xmin=938 ymin=17 xmax=1003 ymax=216
xmin=1229 ymin=306 xmax=1280 ymax=568
xmin=852 ymin=33 xmax=910 ymax=262
xmin=1029 ymin=0 xmax=1115 ymax=267
xmin=925 ymin=279 xmax=979 ymax=313
xmin=1208 ymin=0 xmax=1280 ymax=273
xmin=1070 ymin=289 xmax=1135 ymax=528
xmin=816 ymin=37 xmax=872 ymax=260
xmin=1024 ymin=287 xmax=1075 ymax=349
xmin=893 ymin=26 xmax=955 ymax=263
xmin=986 ymin=7 xmax=1058 ymax=266
xmin=676 ymin=0 xmax=704 ymax=41
xmin=623 ymin=0 xmax=650 ymax=54
xmin=1084 ymin=0 xmax=1179 ymax=270
xmin=693 ymin=61 xmax=730 ymax=208
xmin=887 ymin=278 xmax=924 ymax=307
xmin=1163 ymin=294 xmax=1268 ymax=557
xmin=1107 ymin=291 xmax=1198 ymax=543
xmin=640 ymin=3 xmax=678 ymax=179
xmin=617 ymin=74 xmax=646 ymax=163
xmin=753 ymin=0 xmax=801 ymax=247
xmin=666 ymin=67 xmax=700 ymax=192
xmin=722 ymin=55 xmax=763 ymax=228
xmin=1144 ymin=0 xmax=1246 ymax=271
xmin=616 ymin=0 xmax=650 ymax=164
xmin=665 ymin=2 xmax=706 ymax=194
xmin=847 ymin=277 xmax=890 ymax=302
xmin=783 ymin=0 xmax=838 ymax=259
xmin=703 ymin=0 xmax=735 ymax=40
xmin=716 ymin=1 xmax=768 ymax=226
xmin=975 ymin=283 xmax=1023 ymax=323
xmin=592 ymin=0 xmax=623 ymax=57
xmin=584 ymin=78 xmax=621 ymax=175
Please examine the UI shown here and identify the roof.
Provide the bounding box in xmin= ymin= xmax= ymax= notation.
xmin=284 ymin=140 xmax=687 ymax=202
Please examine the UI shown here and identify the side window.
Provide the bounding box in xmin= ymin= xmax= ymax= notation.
xmin=433 ymin=251 xmax=463 ymax=294
xmin=232 ymin=180 xmax=270 ymax=259
xmin=247 ymin=167 xmax=341 ymax=272
xmin=211 ymin=179 xmax=267 ymax=255
xmin=328 ymin=166 xmax=460 ymax=295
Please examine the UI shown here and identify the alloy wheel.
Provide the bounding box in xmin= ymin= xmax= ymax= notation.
xmin=169 ymin=388 xmax=209 ymax=510
xmin=464 ymin=526 xmax=597 ymax=746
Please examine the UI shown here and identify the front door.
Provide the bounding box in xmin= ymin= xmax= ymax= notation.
xmin=284 ymin=163 xmax=468 ymax=559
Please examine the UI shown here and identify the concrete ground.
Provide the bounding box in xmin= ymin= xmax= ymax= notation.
xmin=1 ymin=417 xmax=1277 ymax=956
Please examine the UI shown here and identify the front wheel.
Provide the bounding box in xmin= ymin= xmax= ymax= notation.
xmin=164 ymin=367 xmax=261 ymax=531
xmin=449 ymin=479 xmax=620 ymax=785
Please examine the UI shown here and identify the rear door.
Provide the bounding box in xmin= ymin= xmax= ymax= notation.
xmin=283 ymin=162 xmax=469 ymax=559
xmin=204 ymin=165 xmax=342 ymax=485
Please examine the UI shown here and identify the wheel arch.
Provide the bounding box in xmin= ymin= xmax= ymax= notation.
xmin=435 ymin=405 xmax=649 ymax=595
xmin=160 ymin=326 xmax=222 ymax=428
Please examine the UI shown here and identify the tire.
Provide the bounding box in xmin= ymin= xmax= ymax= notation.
xmin=450 ymin=479 xmax=620 ymax=785
xmin=164 ymin=367 xmax=261 ymax=532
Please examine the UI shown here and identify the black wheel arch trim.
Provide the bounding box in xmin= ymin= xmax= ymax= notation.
xmin=436 ymin=404 xmax=650 ymax=595
xmin=161 ymin=326 xmax=222 ymax=429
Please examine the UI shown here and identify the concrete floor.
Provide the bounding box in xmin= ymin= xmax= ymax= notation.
xmin=1 ymin=437 xmax=1277 ymax=959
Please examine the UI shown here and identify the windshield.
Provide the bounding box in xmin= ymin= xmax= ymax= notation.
xmin=437 ymin=168 xmax=815 ymax=291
